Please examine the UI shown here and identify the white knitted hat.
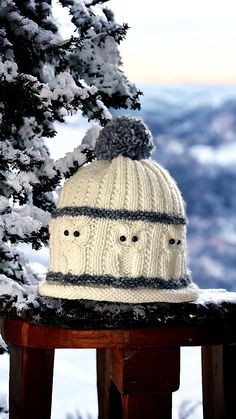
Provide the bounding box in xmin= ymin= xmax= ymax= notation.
xmin=39 ymin=116 xmax=199 ymax=303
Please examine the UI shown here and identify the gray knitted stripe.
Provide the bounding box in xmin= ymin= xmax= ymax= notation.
xmin=46 ymin=271 xmax=191 ymax=290
xmin=51 ymin=206 xmax=186 ymax=225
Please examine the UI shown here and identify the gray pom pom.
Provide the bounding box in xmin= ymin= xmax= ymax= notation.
xmin=95 ymin=116 xmax=154 ymax=160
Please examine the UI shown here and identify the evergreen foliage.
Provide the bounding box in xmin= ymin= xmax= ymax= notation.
xmin=0 ymin=0 xmax=141 ymax=285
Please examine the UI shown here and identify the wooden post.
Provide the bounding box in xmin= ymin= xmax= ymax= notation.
xmin=9 ymin=344 xmax=55 ymax=419
xmin=223 ymin=344 xmax=236 ymax=418
xmin=110 ymin=347 xmax=180 ymax=419
xmin=202 ymin=345 xmax=225 ymax=419
xmin=202 ymin=344 xmax=236 ymax=419
xmin=122 ymin=394 xmax=172 ymax=419
xmin=97 ymin=349 xmax=112 ymax=419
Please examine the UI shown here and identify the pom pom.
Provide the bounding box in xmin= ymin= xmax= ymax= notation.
xmin=95 ymin=116 xmax=154 ymax=160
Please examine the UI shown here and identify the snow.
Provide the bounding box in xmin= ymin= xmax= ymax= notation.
xmin=7 ymin=171 xmax=39 ymax=194
xmin=0 ymin=354 xmax=9 ymax=419
xmin=50 ymin=73 xmax=94 ymax=104
xmin=0 ymin=274 xmax=24 ymax=296
xmin=53 ymin=0 xmax=139 ymax=110
xmin=18 ymin=117 xmax=42 ymax=143
xmin=82 ymin=126 xmax=102 ymax=148
xmin=3 ymin=211 xmax=41 ymax=238
xmin=45 ymin=113 xmax=95 ymax=160
xmin=55 ymin=143 xmax=92 ymax=175
xmin=0 ymin=197 xmax=9 ymax=212
xmin=3 ymin=4 xmax=62 ymax=46
xmin=197 ymin=288 xmax=236 ymax=304
xmin=0 ymin=59 xmax=18 ymax=81
xmin=16 ymin=205 xmax=50 ymax=228
xmin=95 ymin=99 xmax=112 ymax=120
xmin=52 ymin=0 xmax=76 ymax=39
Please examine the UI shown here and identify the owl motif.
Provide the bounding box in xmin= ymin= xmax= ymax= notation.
xmin=108 ymin=222 xmax=149 ymax=277
xmin=159 ymin=224 xmax=186 ymax=279
xmin=56 ymin=217 xmax=91 ymax=275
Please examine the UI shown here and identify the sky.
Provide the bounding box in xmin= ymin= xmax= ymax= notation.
xmin=109 ymin=0 xmax=236 ymax=85
xmin=53 ymin=0 xmax=236 ymax=85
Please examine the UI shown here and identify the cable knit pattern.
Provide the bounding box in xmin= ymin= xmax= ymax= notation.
xmin=54 ymin=156 xmax=186 ymax=215
xmin=38 ymin=116 xmax=199 ymax=303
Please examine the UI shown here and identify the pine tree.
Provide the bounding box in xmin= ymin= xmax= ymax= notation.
xmin=0 ymin=0 xmax=141 ymax=287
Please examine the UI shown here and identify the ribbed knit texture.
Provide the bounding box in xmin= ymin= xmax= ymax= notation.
xmin=56 ymin=157 xmax=185 ymax=215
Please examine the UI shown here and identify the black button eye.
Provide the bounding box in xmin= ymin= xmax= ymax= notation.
xmin=132 ymin=236 xmax=138 ymax=242
xmin=169 ymin=238 xmax=175 ymax=245
xmin=73 ymin=231 xmax=80 ymax=237
xmin=64 ymin=230 xmax=69 ymax=236
xmin=177 ymin=239 xmax=181 ymax=245
xmin=120 ymin=235 xmax=126 ymax=242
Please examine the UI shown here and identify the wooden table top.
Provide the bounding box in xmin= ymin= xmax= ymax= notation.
xmin=3 ymin=317 xmax=236 ymax=348
xmin=1 ymin=289 xmax=236 ymax=348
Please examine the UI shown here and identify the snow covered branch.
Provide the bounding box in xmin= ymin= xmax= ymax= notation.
xmin=0 ymin=0 xmax=140 ymax=286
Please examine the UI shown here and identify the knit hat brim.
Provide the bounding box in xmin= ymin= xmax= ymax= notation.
xmin=38 ymin=281 xmax=199 ymax=303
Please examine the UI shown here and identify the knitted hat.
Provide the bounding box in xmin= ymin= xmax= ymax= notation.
xmin=38 ymin=116 xmax=199 ymax=303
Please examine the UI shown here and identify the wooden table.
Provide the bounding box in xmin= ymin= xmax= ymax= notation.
xmin=2 ymin=289 xmax=236 ymax=419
